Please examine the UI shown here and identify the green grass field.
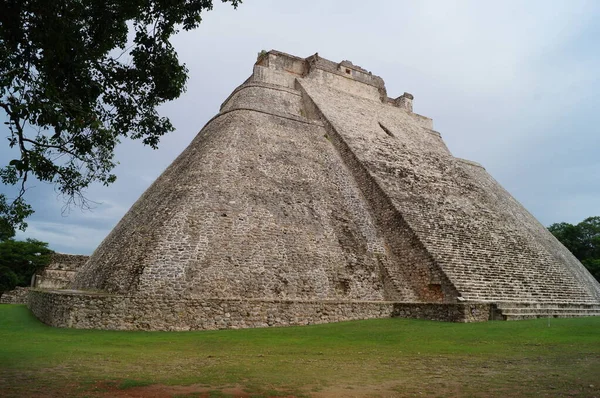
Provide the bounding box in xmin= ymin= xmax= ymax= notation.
xmin=1 ymin=304 xmax=599 ymax=397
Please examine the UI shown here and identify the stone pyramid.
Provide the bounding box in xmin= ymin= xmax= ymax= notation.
xmin=29 ymin=51 xmax=600 ymax=330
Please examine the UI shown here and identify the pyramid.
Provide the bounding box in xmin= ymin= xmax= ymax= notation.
xmin=29 ymin=51 xmax=600 ymax=330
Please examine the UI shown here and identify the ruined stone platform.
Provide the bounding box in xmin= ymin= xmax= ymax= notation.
xmin=0 ymin=287 xmax=30 ymax=304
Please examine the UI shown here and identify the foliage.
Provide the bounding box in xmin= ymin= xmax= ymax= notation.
xmin=1 ymin=306 xmax=600 ymax=397
xmin=0 ymin=239 xmax=53 ymax=293
xmin=0 ymin=0 xmax=241 ymax=233
xmin=549 ymin=216 xmax=600 ymax=281
xmin=0 ymin=266 xmax=18 ymax=295
xmin=582 ymin=258 xmax=600 ymax=281
xmin=0 ymin=213 xmax=16 ymax=241
xmin=257 ymin=49 xmax=268 ymax=60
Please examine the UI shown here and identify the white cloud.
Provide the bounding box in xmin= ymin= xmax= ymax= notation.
xmin=15 ymin=221 xmax=106 ymax=254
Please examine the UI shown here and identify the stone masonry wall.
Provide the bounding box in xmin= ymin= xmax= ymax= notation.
xmin=0 ymin=287 xmax=30 ymax=304
xmin=72 ymin=79 xmax=402 ymax=301
xmin=2 ymin=253 xmax=89 ymax=304
xmin=47 ymin=253 xmax=89 ymax=271
xmin=298 ymin=81 xmax=456 ymax=303
xmin=458 ymin=161 xmax=600 ymax=302
xmin=300 ymin=70 xmax=600 ymax=304
xmin=34 ymin=253 xmax=89 ymax=289
xmin=28 ymin=290 xmax=490 ymax=331
xmin=56 ymin=49 xmax=600 ymax=333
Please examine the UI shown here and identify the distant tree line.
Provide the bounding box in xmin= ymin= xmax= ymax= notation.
xmin=0 ymin=238 xmax=53 ymax=297
xmin=548 ymin=216 xmax=600 ymax=282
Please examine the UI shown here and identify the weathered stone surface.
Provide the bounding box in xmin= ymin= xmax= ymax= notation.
xmin=28 ymin=289 xmax=490 ymax=330
xmin=34 ymin=253 xmax=89 ymax=289
xmin=29 ymin=50 xmax=600 ymax=330
xmin=1 ymin=254 xmax=88 ymax=304
xmin=0 ymin=287 xmax=29 ymax=304
xmin=300 ymin=77 xmax=600 ymax=305
xmin=491 ymin=302 xmax=600 ymax=320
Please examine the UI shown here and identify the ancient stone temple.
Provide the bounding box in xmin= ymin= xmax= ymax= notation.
xmin=0 ymin=253 xmax=88 ymax=304
xmin=28 ymin=50 xmax=600 ymax=330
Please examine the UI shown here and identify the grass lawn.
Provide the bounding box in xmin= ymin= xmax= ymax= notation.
xmin=0 ymin=304 xmax=599 ymax=397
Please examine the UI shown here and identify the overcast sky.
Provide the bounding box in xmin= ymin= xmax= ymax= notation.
xmin=2 ymin=0 xmax=599 ymax=254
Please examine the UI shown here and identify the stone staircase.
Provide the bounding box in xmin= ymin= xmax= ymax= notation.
xmin=451 ymin=273 xmax=598 ymax=305
xmin=490 ymin=302 xmax=600 ymax=320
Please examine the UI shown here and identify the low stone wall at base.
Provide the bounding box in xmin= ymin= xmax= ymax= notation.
xmin=28 ymin=289 xmax=490 ymax=331
xmin=392 ymin=302 xmax=488 ymax=323
xmin=0 ymin=287 xmax=30 ymax=304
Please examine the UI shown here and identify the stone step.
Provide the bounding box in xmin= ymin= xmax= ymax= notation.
xmin=462 ymin=296 xmax=600 ymax=305
xmin=454 ymin=284 xmax=589 ymax=295
xmin=462 ymin=293 xmax=590 ymax=300
xmin=461 ymin=291 xmax=598 ymax=300
xmin=486 ymin=300 xmax=600 ymax=320
xmin=452 ymin=278 xmax=588 ymax=290
xmin=499 ymin=308 xmax=600 ymax=315
xmin=495 ymin=302 xmax=600 ymax=309
xmin=450 ymin=273 xmax=583 ymax=281
xmin=457 ymin=285 xmax=587 ymax=294
xmin=450 ymin=273 xmax=587 ymax=284
xmin=502 ymin=313 xmax=600 ymax=321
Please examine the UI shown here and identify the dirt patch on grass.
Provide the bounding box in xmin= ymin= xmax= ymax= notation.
xmin=91 ymin=383 xmax=442 ymax=398
xmin=87 ymin=382 xmax=303 ymax=398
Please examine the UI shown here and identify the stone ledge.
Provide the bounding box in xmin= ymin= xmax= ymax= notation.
xmin=201 ymin=107 xmax=325 ymax=133
xmin=220 ymin=81 xmax=302 ymax=111
xmin=28 ymin=290 xmax=490 ymax=331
